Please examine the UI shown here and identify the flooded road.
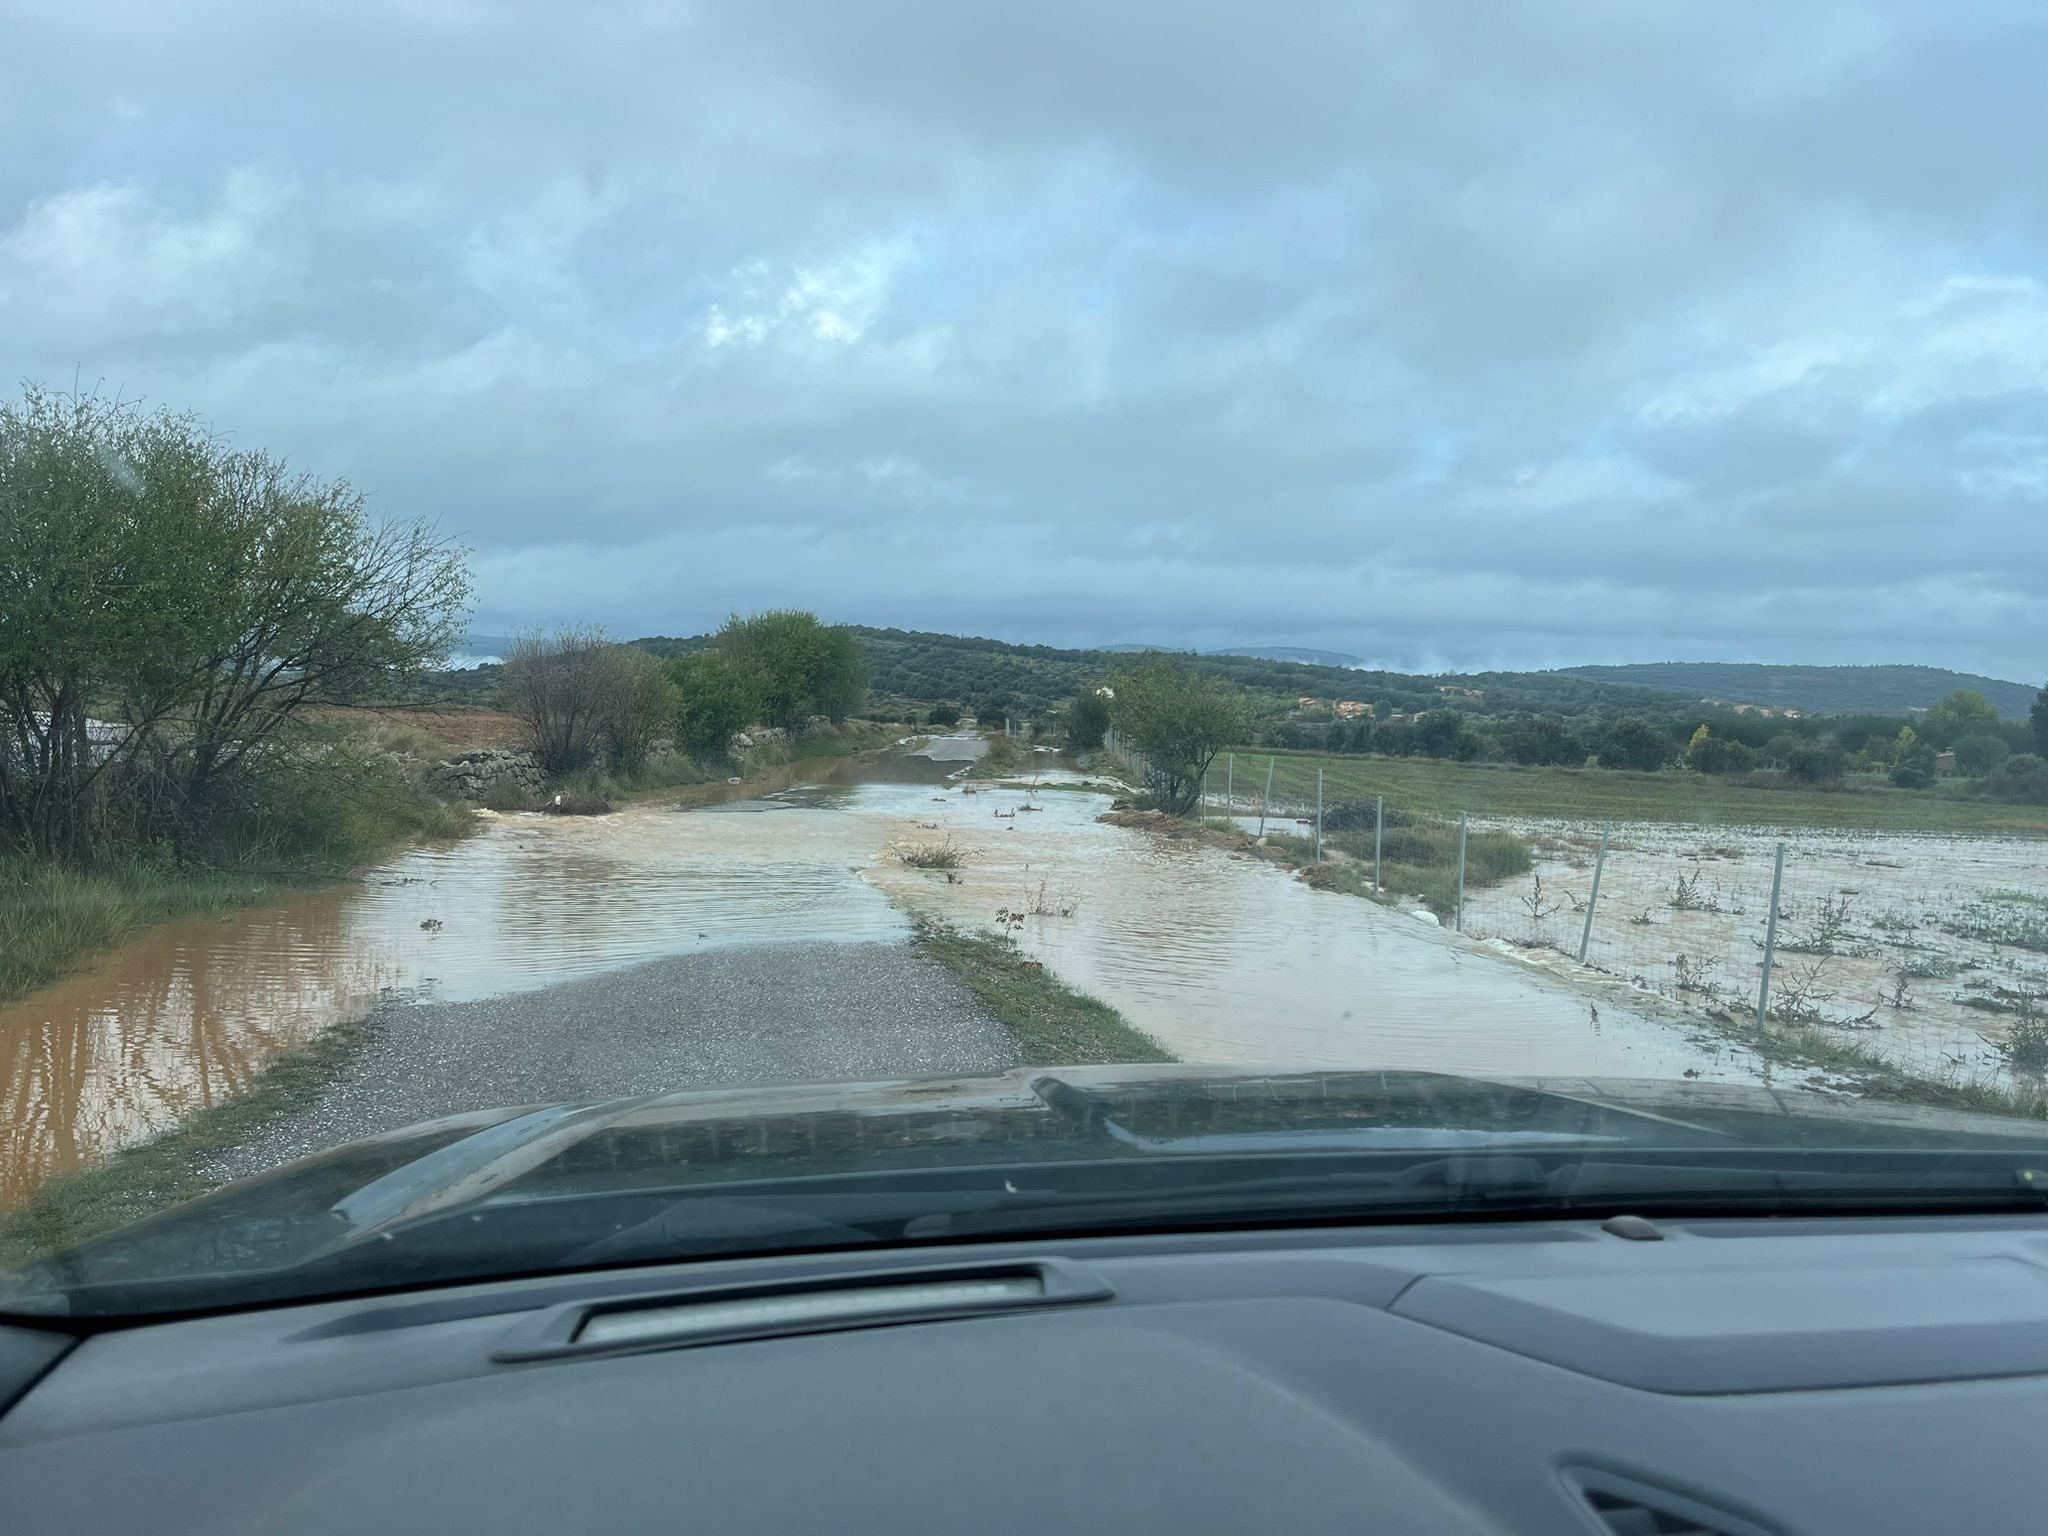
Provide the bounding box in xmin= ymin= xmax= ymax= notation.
xmin=0 ymin=797 xmax=910 ymax=1206
xmin=2 ymin=753 xmax=1757 ymax=1206
xmin=850 ymin=780 xmax=1757 ymax=1084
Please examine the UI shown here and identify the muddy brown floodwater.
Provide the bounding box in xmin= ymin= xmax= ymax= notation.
xmin=851 ymin=778 xmax=1759 ymax=1085
xmin=0 ymin=797 xmax=912 ymax=1207
xmin=2 ymin=758 xmax=1762 ymax=1208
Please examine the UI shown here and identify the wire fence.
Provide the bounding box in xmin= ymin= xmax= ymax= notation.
xmin=1107 ymin=745 xmax=2048 ymax=1092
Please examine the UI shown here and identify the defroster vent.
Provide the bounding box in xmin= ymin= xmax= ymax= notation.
xmin=1569 ymin=1472 xmax=1780 ymax=1536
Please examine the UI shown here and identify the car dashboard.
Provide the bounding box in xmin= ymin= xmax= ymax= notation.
xmin=4 ymin=1212 xmax=2045 ymax=1534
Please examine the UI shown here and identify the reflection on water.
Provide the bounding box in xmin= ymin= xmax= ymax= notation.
xmin=2 ymin=767 xmax=1752 ymax=1209
xmin=0 ymin=803 xmax=906 ymax=1206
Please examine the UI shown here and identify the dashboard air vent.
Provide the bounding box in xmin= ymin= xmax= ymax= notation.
xmin=1569 ymin=1472 xmax=1778 ymax=1536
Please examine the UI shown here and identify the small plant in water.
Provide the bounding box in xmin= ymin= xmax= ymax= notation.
xmin=1769 ymin=955 xmax=1836 ymax=1027
xmin=1781 ymin=891 xmax=1860 ymax=957
xmin=1520 ymin=872 xmax=1565 ymax=929
xmin=900 ymin=837 xmax=964 ymax=870
xmin=1672 ymin=952 xmax=1723 ymax=1004
xmin=1670 ymin=867 xmax=1720 ymax=913
xmin=1992 ymin=993 xmax=2048 ymax=1076
xmin=1021 ymin=876 xmax=1080 ymax=918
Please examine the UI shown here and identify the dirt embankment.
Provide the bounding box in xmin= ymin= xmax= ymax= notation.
xmin=308 ymin=706 xmax=528 ymax=751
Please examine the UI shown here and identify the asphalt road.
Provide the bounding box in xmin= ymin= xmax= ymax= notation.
xmin=205 ymin=940 xmax=1020 ymax=1184
xmin=911 ymin=733 xmax=989 ymax=762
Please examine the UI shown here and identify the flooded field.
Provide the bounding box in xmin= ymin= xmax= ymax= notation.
xmin=17 ymin=746 xmax=2035 ymax=1207
xmin=1455 ymin=820 xmax=2048 ymax=1083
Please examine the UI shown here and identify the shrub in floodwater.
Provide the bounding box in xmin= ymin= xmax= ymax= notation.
xmin=1995 ymin=995 xmax=2048 ymax=1076
xmin=1944 ymin=901 xmax=2048 ymax=955
xmin=900 ymin=837 xmax=964 ymax=870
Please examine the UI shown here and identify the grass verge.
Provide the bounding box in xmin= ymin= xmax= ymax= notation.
xmin=2 ymin=760 xmax=472 ymax=1003
xmin=913 ymin=918 xmax=1172 ymax=1066
xmin=1 ymin=862 xmax=286 ymax=1003
xmin=1221 ymin=749 xmax=2048 ymax=835
xmin=0 ymin=1014 xmax=377 ymax=1270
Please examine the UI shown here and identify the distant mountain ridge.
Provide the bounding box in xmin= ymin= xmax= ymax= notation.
xmin=1206 ymin=645 xmax=1365 ymax=668
xmin=1100 ymin=644 xmax=1366 ymax=666
xmin=1557 ymin=663 xmax=2037 ymax=719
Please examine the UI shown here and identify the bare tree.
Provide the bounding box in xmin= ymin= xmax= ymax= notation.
xmin=598 ymin=646 xmax=678 ymax=775
xmin=499 ymin=626 xmax=617 ymax=776
xmin=500 ymin=630 xmax=677 ymax=777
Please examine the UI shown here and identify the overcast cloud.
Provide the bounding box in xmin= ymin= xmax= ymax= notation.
xmin=4 ymin=1 xmax=2045 ymax=678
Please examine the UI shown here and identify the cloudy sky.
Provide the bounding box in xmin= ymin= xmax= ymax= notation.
xmin=4 ymin=2 xmax=2045 ymax=679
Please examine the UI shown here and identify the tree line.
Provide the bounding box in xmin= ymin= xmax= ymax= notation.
xmin=499 ymin=610 xmax=868 ymax=777
xmin=1065 ymin=663 xmax=2048 ymax=808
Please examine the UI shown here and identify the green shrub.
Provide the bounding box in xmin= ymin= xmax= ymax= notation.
xmin=1953 ymin=733 xmax=2011 ymax=776
xmin=1500 ymin=717 xmax=1581 ymax=766
xmin=1688 ymin=735 xmax=1758 ymax=775
xmin=1891 ymin=742 xmax=1939 ymax=789
xmin=1783 ymin=740 xmax=1848 ymax=783
xmin=1597 ymin=717 xmax=1672 ymax=771
xmin=1066 ymin=688 xmax=1111 ymax=749
xmin=1981 ymin=753 xmax=2048 ymax=806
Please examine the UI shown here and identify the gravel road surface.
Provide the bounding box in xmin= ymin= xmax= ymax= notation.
xmin=205 ymin=939 xmax=1019 ymax=1184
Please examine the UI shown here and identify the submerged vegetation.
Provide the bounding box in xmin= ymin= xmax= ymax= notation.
xmin=914 ymin=918 xmax=1170 ymax=1066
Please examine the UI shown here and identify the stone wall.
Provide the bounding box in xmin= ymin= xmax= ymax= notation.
xmin=426 ymin=748 xmax=546 ymax=802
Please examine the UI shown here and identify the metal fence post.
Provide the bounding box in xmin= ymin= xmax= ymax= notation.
xmin=1315 ymin=769 xmax=1324 ymax=861
xmin=1373 ymin=794 xmax=1383 ymax=895
xmin=1259 ymin=757 xmax=1274 ymax=838
xmin=1756 ymin=841 xmax=1787 ymax=1027
xmin=1455 ymin=813 xmax=1468 ymax=931
xmin=1226 ymin=754 xmax=1233 ymax=817
xmin=1577 ymin=823 xmax=1609 ymax=964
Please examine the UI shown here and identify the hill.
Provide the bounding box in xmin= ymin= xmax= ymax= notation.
xmin=822 ymin=628 xmax=1714 ymax=722
xmin=409 ymin=626 xmax=2024 ymax=729
xmin=408 ymin=626 xmax=1738 ymax=721
xmin=1556 ymin=663 xmax=2037 ymax=719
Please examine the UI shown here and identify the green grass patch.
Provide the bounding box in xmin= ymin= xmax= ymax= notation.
xmin=2 ymin=754 xmax=473 ymax=1003
xmin=961 ymin=734 xmax=1029 ymax=779
xmin=914 ymin=919 xmax=1171 ymax=1065
xmin=1223 ymin=749 xmax=2048 ymax=834
xmin=0 ymin=1013 xmax=378 ymax=1270
xmin=0 ymin=860 xmax=287 ymax=1002
xmin=1248 ymin=812 xmax=1532 ymax=922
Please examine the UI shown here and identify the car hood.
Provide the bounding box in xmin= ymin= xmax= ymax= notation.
xmin=12 ymin=1065 xmax=2048 ymax=1311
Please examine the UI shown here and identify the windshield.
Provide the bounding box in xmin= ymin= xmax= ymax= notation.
xmin=4 ymin=3 xmax=2047 ymax=1317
